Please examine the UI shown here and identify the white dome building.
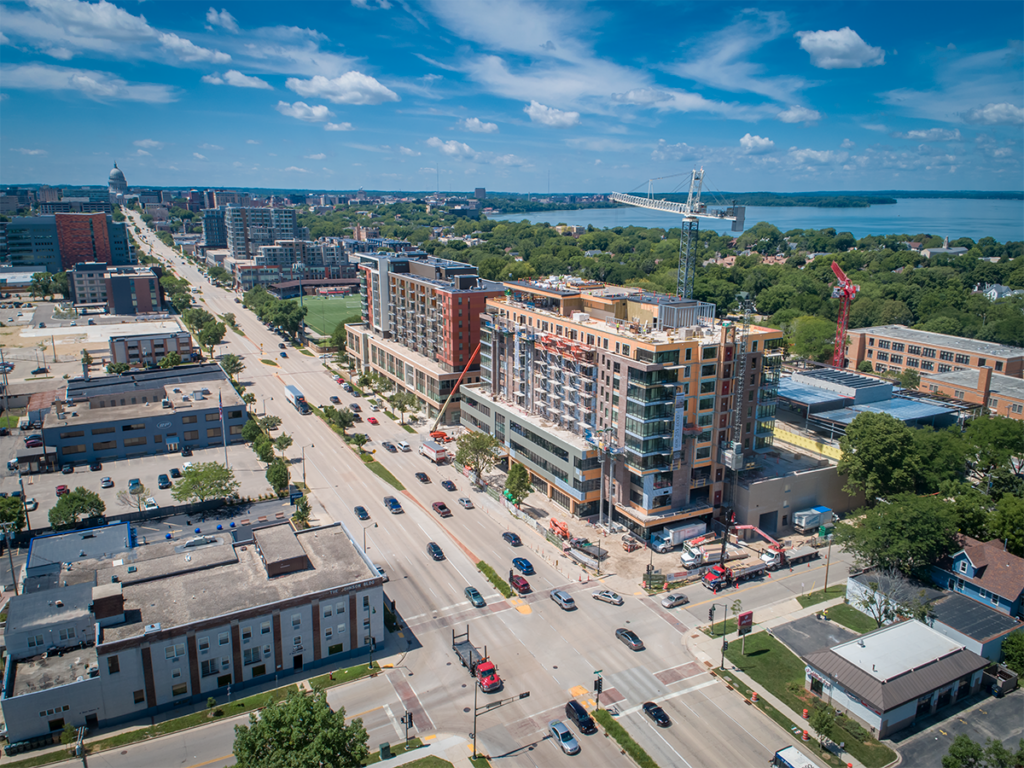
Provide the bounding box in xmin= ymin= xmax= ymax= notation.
xmin=108 ymin=162 xmax=127 ymax=195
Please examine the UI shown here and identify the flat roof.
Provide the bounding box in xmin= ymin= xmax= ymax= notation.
xmin=815 ymin=396 xmax=956 ymax=425
xmin=831 ymin=621 xmax=963 ymax=682
xmin=5 ymin=582 xmax=95 ymax=636
xmin=66 ymin=364 xmax=225 ymax=399
xmin=463 ymin=384 xmax=592 ymax=452
xmin=254 ymin=524 xmax=306 ymax=564
xmin=928 ymin=592 xmax=1023 ymax=643
xmin=27 ymin=522 xmax=133 ymax=571
xmin=925 ymin=369 xmax=1024 ymax=400
xmin=794 ymin=368 xmax=885 ymax=390
xmin=777 ymin=378 xmax=848 ymax=407
xmin=853 ymin=325 xmax=1024 ymax=358
xmin=102 ymin=523 xmax=375 ymax=643
xmin=12 ymin=646 xmax=98 ymax=696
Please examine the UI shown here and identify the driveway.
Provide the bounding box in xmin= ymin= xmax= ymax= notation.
xmin=771 ymin=614 xmax=860 ymax=658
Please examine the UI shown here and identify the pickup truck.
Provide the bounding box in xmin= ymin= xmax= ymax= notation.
xmin=383 ymin=496 xmax=403 ymax=514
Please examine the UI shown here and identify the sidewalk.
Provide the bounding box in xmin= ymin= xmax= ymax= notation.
xmin=685 ymin=594 xmax=870 ymax=768
xmin=375 ymin=735 xmax=477 ymax=768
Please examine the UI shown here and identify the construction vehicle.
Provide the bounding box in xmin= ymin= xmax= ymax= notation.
xmin=702 ymin=560 xmax=767 ymax=590
xmin=452 ymin=627 xmax=502 ymax=692
xmin=681 ymin=541 xmax=745 ymax=569
xmin=760 ymin=545 xmax=819 ymax=571
xmin=549 ymin=519 xmax=569 ymax=539
xmin=830 ymin=262 xmax=860 ymax=368
xmin=793 ymin=507 xmax=833 ymax=534
xmin=419 ymin=441 xmax=447 ymax=464
xmin=651 ymin=521 xmax=707 ymax=553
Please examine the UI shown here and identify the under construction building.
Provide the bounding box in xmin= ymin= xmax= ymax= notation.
xmin=460 ymin=277 xmax=784 ymax=539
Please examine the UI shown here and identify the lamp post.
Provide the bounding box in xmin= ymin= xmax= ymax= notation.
xmin=362 ymin=522 xmax=377 ymax=553
xmin=300 ymin=443 xmax=314 ymax=486
xmin=262 ymin=396 xmax=273 ymax=416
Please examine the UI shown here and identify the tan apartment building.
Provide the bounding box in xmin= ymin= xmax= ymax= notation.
xmin=461 ymin=277 xmax=784 ymax=540
xmin=846 ymin=325 xmax=1024 ymax=379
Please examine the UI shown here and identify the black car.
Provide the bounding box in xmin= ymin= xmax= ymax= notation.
xmin=441 ymin=480 xmax=456 ymax=491
xmin=415 ymin=472 xmax=430 ymax=484
xmin=170 ymin=467 xmax=181 ymax=478
xmin=642 ymin=702 xmax=671 ymax=727
xmin=278 ymin=343 xmax=286 ymax=349
xmin=502 ymin=532 xmax=522 ymax=547
xmin=349 ymin=403 xmax=361 ymax=412
xmin=0 ymin=428 xmax=9 ymax=437
xmin=181 ymin=446 xmax=193 ymax=457
xmin=330 ymin=396 xmax=340 ymax=404
xmin=31 ymin=367 xmax=48 ymax=375
xmin=382 ymin=442 xmax=397 ymax=453
xmin=89 ymin=460 xmax=102 ymax=471
xmin=427 ymin=542 xmax=445 ymax=561
xmin=565 ymin=700 xmax=597 ymax=735
xmin=157 ymin=474 xmax=172 ymax=489
xmin=354 ymin=506 xmax=369 ymax=520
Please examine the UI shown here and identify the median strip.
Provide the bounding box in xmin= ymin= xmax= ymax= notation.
xmin=592 ymin=709 xmax=661 ymax=768
xmin=476 ymin=561 xmax=513 ymax=599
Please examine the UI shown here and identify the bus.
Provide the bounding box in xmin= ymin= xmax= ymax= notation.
xmin=771 ymin=746 xmax=823 ymax=768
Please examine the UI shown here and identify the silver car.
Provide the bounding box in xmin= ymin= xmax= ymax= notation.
xmin=592 ymin=589 xmax=624 ymax=606
xmin=548 ymin=720 xmax=580 ymax=756
xmin=661 ymin=593 xmax=689 ymax=609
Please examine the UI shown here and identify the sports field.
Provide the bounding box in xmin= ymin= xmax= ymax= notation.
xmin=302 ymin=295 xmax=362 ymax=336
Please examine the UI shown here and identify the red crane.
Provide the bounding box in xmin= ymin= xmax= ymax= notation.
xmin=831 ymin=262 xmax=860 ymax=369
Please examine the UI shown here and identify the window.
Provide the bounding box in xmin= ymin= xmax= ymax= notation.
xmin=182 ymin=415 xmax=199 ymax=424
xmin=165 ymin=643 xmax=184 ymax=660
xmin=198 ymin=637 xmax=209 ymax=652
xmin=124 ymin=436 xmax=147 ymax=447
xmin=292 ymin=636 xmax=302 ymax=647
xmin=335 ymin=603 xmax=345 ymax=615
xmin=172 ymin=683 xmax=188 ymax=697
xmin=59 ymin=430 xmax=84 ymax=439
xmin=291 ymin=613 xmax=301 ymax=629
xmin=229 ymin=410 xmax=243 ymax=419
xmin=121 ymin=423 xmax=146 ymax=431
xmin=219 ymin=632 xmax=229 ymax=646
xmin=63 ymin=444 xmax=86 ymax=455
xmin=28 ymin=634 xmax=44 ymax=648
xmin=206 ymin=427 xmax=222 ymax=438
xmin=201 ymin=659 xmax=218 ymax=677
xmin=241 ymin=627 xmax=251 ymax=642
xmin=58 ymin=627 xmax=76 ymax=641
xmin=184 ymin=430 xmax=199 ymax=441
xmin=171 ymin=668 xmax=181 ymax=679
xmin=92 ymin=426 xmax=115 ymax=435
xmin=323 ymin=606 xmax=333 ymax=618
xmin=205 ymin=413 xmax=219 ymax=421
xmin=93 ymin=440 xmax=117 ymax=451
xmin=940 ymin=350 xmax=954 ymax=361
xmin=1012 ymin=404 xmax=1023 ymax=415
xmin=991 ymin=593 xmax=999 ymax=605
xmin=107 ymin=656 xmax=119 ymax=674
xmin=958 ymin=560 xmax=968 ymax=574
xmin=325 ymin=627 xmax=333 ymax=640
xmin=955 ymin=353 xmax=970 ymax=364
xmin=261 ymin=621 xmax=271 ymax=635
xmin=989 ymin=398 xmax=998 ymax=408
xmin=955 ymin=390 xmax=965 ymax=399
xmin=243 ymin=648 xmax=261 ymax=666
xmin=700 ymin=363 xmax=716 ymax=377
xmin=134 ymin=690 xmax=145 ymax=704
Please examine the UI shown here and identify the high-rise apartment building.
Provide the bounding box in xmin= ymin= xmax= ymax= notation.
xmin=224 ymin=207 xmax=298 ymax=258
xmin=346 ymin=254 xmax=504 ymax=425
xmin=460 ymin=278 xmax=784 ymax=539
xmin=202 ymin=207 xmax=227 ymax=248
xmin=1 ymin=213 xmax=132 ymax=273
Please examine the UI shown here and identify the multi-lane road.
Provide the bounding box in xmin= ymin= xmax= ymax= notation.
xmin=105 ymin=213 xmax=841 ymax=768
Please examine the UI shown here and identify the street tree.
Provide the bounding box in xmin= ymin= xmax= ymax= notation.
xmin=220 ymin=354 xmax=245 ymax=380
xmin=49 ymin=488 xmax=106 ymax=530
xmin=292 ymin=496 xmax=311 ymax=528
xmin=349 ymin=433 xmax=369 ymax=451
xmin=116 ymin=484 xmax=151 ymax=513
xmin=241 ymin=419 xmax=263 ymax=442
xmin=259 ymin=415 xmax=282 ymax=431
xmin=808 ymin=704 xmax=834 ymax=748
xmin=322 ymin=406 xmax=355 ymax=434
xmin=266 ymin=459 xmax=290 ymax=494
xmin=942 ymin=734 xmax=1024 ymax=768
xmin=357 ymin=372 xmax=372 ymax=391
xmin=963 ymin=415 xmax=1024 ymax=476
xmin=242 ymin=392 xmax=256 ymax=410
xmin=0 ymin=497 xmax=26 ymax=531
xmin=253 ymin=435 xmax=276 ymax=464
xmin=834 ymin=493 xmax=959 ymax=578
xmin=233 ymin=687 xmax=368 ymax=768
xmin=838 ymin=412 xmax=922 ymax=502
xmin=505 ymin=462 xmax=533 ymax=505
xmin=454 ymin=431 xmax=502 ymax=481
xmin=988 ymin=495 xmax=1024 ymax=557
xmin=171 ymin=462 xmax=240 ymax=503
xmin=30 ymin=272 xmax=53 ymax=300
xmin=159 ymin=352 xmax=182 ymax=369
xmin=275 ymin=433 xmax=294 ymax=458
xmin=389 ymin=391 xmax=418 ymax=424
xmin=199 ymin=322 xmax=227 ymax=350
xmin=183 ymin=308 xmax=216 ymax=330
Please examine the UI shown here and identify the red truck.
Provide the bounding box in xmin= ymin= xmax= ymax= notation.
xmin=702 ymin=561 xmax=767 ymax=590
xmin=452 ymin=627 xmax=502 ymax=692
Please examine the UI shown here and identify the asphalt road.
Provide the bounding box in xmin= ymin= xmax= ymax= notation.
xmin=103 ymin=212 xmax=842 ymax=768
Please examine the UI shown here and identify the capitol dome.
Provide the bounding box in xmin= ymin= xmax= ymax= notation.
xmin=108 ymin=162 xmax=127 ymax=195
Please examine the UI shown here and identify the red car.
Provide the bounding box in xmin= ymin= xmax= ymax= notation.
xmin=510 ymin=574 xmax=531 ymax=594
xmin=367 ymin=417 xmax=379 ymax=425
xmin=56 ymin=485 xmax=70 ymax=497
xmin=432 ymin=502 xmax=452 ymax=518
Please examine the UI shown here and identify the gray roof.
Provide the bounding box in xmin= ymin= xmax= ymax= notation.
xmin=27 ymin=522 xmax=133 ymax=571
xmin=66 ymin=363 xmax=227 ymax=399
xmin=928 ymin=592 xmax=1023 ymax=643
xmin=5 ymin=582 xmax=95 ymax=635
xmin=254 ymin=524 xmax=306 ymax=564
xmin=804 ymin=621 xmax=988 ymax=712
xmin=815 ymin=396 xmax=957 ymax=426
xmin=853 ymin=325 xmax=1024 ymax=357
xmin=924 ymin=369 xmax=1024 ymax=400
xmin=991 ymin=374 xmax=1024 ymax=400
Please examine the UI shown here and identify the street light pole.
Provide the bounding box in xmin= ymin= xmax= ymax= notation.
xmin=300 ymin=443 xmax=314 ymax=486
xmin=362 ymin=522 xmax=377 ymax=553
xmin=1 ymin=522 xmax=19 ymax=596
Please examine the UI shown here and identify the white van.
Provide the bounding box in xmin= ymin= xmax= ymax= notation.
xmin=397 ymin=441 xmax=411 ymax=452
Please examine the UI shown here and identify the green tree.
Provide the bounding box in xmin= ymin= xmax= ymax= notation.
xmin=107 ymin=362 xmax=130 ymax=374
xmin=790 ymin=315 xmax=837 ymax=362
xmin=259 ymin=415 xmax=282 ymax=431
xmin=159 ymin=351 xmax=182 ymax=369
xmin=233 ymin=687 xmax=368 ymax=768
xmin=808 ymin=704 xmax=834 ymax=748
xmin=254 ymin=435 xmax=276 ymax=464
xmin=274 ymin=433 xmax=294 ymax=458
xmin=349 ymin=433 xmax=369 ymax=451
xmin=357 ymin=372 xmax=372 ymax=391
xmin=838 ymin=412 xmax=922 ymax=501
xmin=857 ymin=360 xmax=874 ymax=373
xmin=60 ymin=722 xmax=77 ymax=751
xmin=963 ymin=416 xmax=1024 ymax=476
xmin=242 ymin=392 xmax=257 ymax=410
xmin=987 ymin=495 xmax=1024 ymax=557
xmin=0 ymin=497 xmax=26 ymax=531
xmin=322 ymin=406 xmax=355 ymax=434
xmin=1001 ymin=633 xmax=1024 ymax=677
xmin=80 ymin=349 xmax=93 ymax=366
xmin=30 ymin=272 xmax=53 ymax=300
xmin=199 ymin=321 xmax=227 ymax=350
xmin=241 ymin=419 xmax=263 ymax=442
xmin=293 ymin=496 xmax=311 ymax=528
xmin=171 ymin=462 xmax=240 ymax=503
xmin=454 ymin=431 xmax=502 ymax=481
xmin=266 ymin=459 xmax=290 ymax=494
xmin=914 ymin=427 xmax=969 ymax=493
xmin=852 ymin=567 xmax=931 ymax=627
xmin=49 ymin=487 xmax=106 ymax=530
xmin=220 ymin=354 xmax=245 ymax=380
xmin=940 ymin=481 xmax=991 ymax=540
xmin=389 ymin=391 xmax=418 ymax=424
xmin=52 ymin=271 xmax=70 ymax=298
xmin=942 ymin=734 xmax=1024 ymax=768
xmin=834 ymin=494 xmax=959 ymax=577
xmin=172 ymin=291 xmax=193 ymax=314
xmin=505 ymin=461 xmax=533 ymax=505
xmin=898 ymin=368 xmax=921 ymax=390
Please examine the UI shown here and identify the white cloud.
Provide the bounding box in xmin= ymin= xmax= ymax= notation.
xmin=11 ymin=147 xmax=47 ymax=155
xmin=324 ymin=122 xmax=354 ymax=131
xmin=524 ymin=100 xmax=579 ymax=127
xmin=304 ymin=152 xmax=326 ymax=159
xmin=892 ymin=128 xmax=962 ymax=141
xmin=134 ymin=138 xmax=164 ymax=149
xmin=795 ymin=27 xmax=884 ymax=69
xmin=777 ymin=105 xmax=821 ymax=123
xmin=246 ymin=139 xmax=260 ymax=144
xmin=841 ymin=138 xmax=855 ymax=149
xmin=594 ymin=159 xmax=601 ymax=165
xmin=203 ymin=70 xmax=272 ymax=90
xmin=651 ymin=139 xmax=700 ymax=162
xmin=158 ymin=32 xmax=230 ymax=64
xmin=399 ymin=146 xmax=420 ymax=156
xmin=862 ymin=123 xmax=888 ymax=133
xmin=962 ymin=103 xmax=1024 ymax=126
xmin=286 ymin=72 xmax=399 ymax=105
xmin=206 ymin=7 xmax=239 ymax=33
xmin=351 ymin=0 xmax=392 ymax=9
xmin=740 ymin=133 xmax=774 ymax=153
xmin=491 ymin=153 xmax=530 ymax=167
xmin=275 ymin=100 xmax=333 ymax=122
xmin=199 ymin=143 xmax=223 ymax=150
xmin=427 ymin=137 xmax=477 ymax=158
xmin=0 ymin=63 xmax=177 ymax=103
xmin=193 ymin=152 xmax=206 ymax=159
xmin=134 ymin=149 xmax=150 ymax=156
xmin=283 ymin=166 xmax=311 ymax=173
xmin=787 ymin=147 xmax=848 ymax=165
xmin=459 ymin=117 xmax=498 ymax=133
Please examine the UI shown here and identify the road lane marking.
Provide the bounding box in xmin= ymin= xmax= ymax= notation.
xmin=185 ymin=755 xmax=234 ymax=768
xmin=615 ymin=679 xmax=718 ymax=717
xmin=383 ymin=703 xmax=404 ymax=738
xmin=634 ymin=715 xmax=693 ymax=768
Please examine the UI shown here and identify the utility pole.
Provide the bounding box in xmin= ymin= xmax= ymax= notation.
xmin=1 ymin=522 xmax=19 ymax=595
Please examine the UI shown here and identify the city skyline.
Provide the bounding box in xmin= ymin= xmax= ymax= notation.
xmin=1 ymin=0 xmax=1022 ymax=193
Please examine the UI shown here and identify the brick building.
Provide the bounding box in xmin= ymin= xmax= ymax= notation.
xmin=70 ymin=263 xmax=164 ymax=315
xmin=846 ymin=325 xmax=1024 ymax=379
xmin=1 ymin=213 xmax=132 ymax=274
xmin=108 ymin=330 xmax=194 ymax=366
xmin=920 ymin=367 xmax=1024 ymax=420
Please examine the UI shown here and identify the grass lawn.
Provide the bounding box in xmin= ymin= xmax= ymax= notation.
xmin=701 ymin=617 xmax=759 ymax=637
xmin=303 ymin=295 xmax=362 ymax=336
xmin=593 ymin=709 xmax=660 ymax=768
xmin=796 ymin=584 xmax=846 ymax=608
xmin=365 ymin=738 xmax=424 ymax=765
xmin=725 ymin=631 xmax=895 ymax=768
xmin=308 ymin=661 xmax=379 ymax=690
xmin=822 ymin=603 xmax=878 ymax=634
xmin=469 ymin=756 xmax=492 ymax=768
xmin=366 ymin=460 xmax=405 ymax=491
xmin=0 ymin=412 xmax=23 ymax=428
xmin=397 ymin=757 xmax=452 ymax=768
xmin=300 ymin=349 xmax=314 ymax=356
xmin=260 ymin=359 xmax=279 ymax=366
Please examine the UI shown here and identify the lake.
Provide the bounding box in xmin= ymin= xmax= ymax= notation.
xmin=487 ymin=197 xmax=1024 ymax=243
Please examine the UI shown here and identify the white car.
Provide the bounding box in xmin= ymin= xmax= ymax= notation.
xmin=24 ymin=498 xmax=37 ymax=511
xmin=182 ymin=462 xmax=194 ymax=471
xmin=143 ymin=497 xmax=158 ymax=511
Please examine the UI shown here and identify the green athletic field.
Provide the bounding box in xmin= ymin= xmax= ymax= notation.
xmin=302 ymin=294 xmax=362 ymax=337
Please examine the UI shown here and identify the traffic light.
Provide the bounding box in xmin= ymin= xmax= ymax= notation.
xmin=406 ymin=712 xmax=414 ymax=729
xmin=595 ymin=678 xmax=603 ymax=695
xmin=723 ymin=640 xmax=729 ymax=652
xmin=708 ymin=607 xmax=715 ymax=621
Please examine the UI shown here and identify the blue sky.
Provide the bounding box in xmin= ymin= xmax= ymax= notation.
xmin=2 ymin=0 xmax=1022 ymax=193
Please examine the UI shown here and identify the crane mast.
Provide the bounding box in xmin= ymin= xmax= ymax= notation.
xmin=830 ymin=262 xmax=859 ymax=369
xmin=610 ymin=168 xmax=745 ymax=299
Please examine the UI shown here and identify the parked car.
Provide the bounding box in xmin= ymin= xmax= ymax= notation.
xmin=415 ymin=472 xmax=430 ymax=484
xmin=143 ymin=497 xmax=158 ymax=511
xmin=548 ymin=721 xmax=580 ymax=756
xmin=128 ymin=478 xmax=141 ymax=492
xmin=157 ymin=474 xmax=172 ymax=489
xmin=24 ymin=498 xmax=38 ymax=512
xmin=592 ymin=590 xmax=624 ymax=606
xmin=502 ymin=532 xmax=522 ymax=547
xmin=56 ymin=485 xmax=70 ymax=497
xmin=100 ymin=477 xmax=114 ymax=489
xmin=510 ymin=574 xmax=530 ymax=594
xmin=458 ymin=497 xmax=473 ymax=509
xmin=367 ymin=417 xmax=379 ymax=425
xmin=23 ymin=434 xmax=42 ymax=444
xmin=426 ymin=542 xmax=445 ymax=561
xmin=330 ymin=396 xmax=340 ymax=404
xmin=349 ymin=403 xmax=361 ymax=412
xmin=464 ymin=586 xmax=486 ymax=608
xmin=512 ymin=557 xmax=534 ymax=575
xmin=661 ymin=593 xmax=689 ymax=609
xmin=615 ymin=628 xmax=644 ymax=651
xmin=24 ymin=438 xmax=42 ymax=448
xmin=342 ymin=383 xmax=353 ymax=392
xmin=89 ymin=460 xmax=102 ymax=471
xmin=61 ymin=464 xmax=74 ymax=475
xmin=0 ymin=427 xmax=9 ymax=436
xmin=181 ymin=446 xmax=193 ymax=457
xmin=170 ymin=467 xmax=181 ymax=478
xmin=441 ymin=480 xmax=456 ymax=492
xmin=642 ymin=702 xmax=671 ymax=727
xmin=374 ymin=564 xmax=388 ymax=583
xmin=354 ymin=505 xmax=370 ymax=520
xmin=6 ymin=460 xmax=18 ymax=471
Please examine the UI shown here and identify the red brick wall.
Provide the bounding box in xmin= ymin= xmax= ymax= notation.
xmin=134 ymin=277 xmax=154 ymax=313
xmin=55 ymin=213 xmax=112 ymax=270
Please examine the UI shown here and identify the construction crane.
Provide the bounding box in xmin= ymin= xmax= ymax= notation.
xmin=830 ymin=262 xmax=860 ymax=368
xmin=610 ymin=168 xmax=745 ymax=299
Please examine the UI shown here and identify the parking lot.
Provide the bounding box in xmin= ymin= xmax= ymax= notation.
xmin=3 ymin=442 xmax=273 ymax=531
